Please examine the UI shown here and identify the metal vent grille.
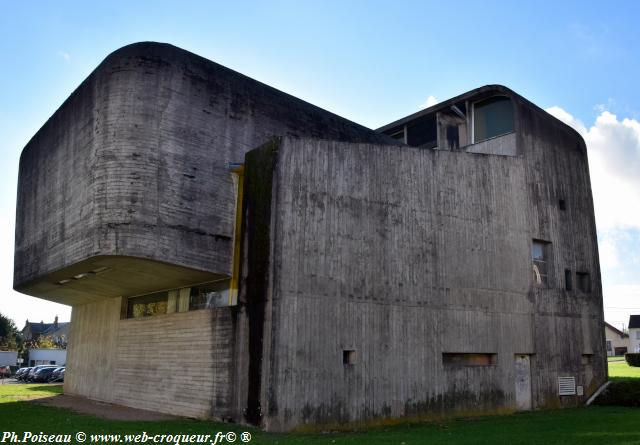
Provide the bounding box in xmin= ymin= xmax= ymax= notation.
xmin=558 ymin=376 xmax=576 ymax=395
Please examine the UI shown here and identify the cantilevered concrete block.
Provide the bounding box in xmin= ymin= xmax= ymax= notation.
xmin=14 ymin=42 xmax=394 ymax=305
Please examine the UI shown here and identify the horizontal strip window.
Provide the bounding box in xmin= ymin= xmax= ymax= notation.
xmin=125 ymin=279 xmax=231 ymax=319
xmin=443 ymin=353 xmax=497 ymax=366
xmin=127 ymin=291 xmax=168 ymax=319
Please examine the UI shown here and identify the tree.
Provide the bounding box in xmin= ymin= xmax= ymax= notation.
xmin=0 ymin=313 xmax=22 ymax=351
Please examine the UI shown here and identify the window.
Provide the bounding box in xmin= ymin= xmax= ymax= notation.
xmin=442 ymin=353 xmax=497 ymax=366
xmin=389 ymin=127 xmax=406 ymax=143
xmin=407 ymin=115 xmax=438 ymax=149
xmin=606 ymin=341 xmax=612 ymax=352
xmin=636 ymin=331 xmax=640 ymax=340
xmin=576 ymin=272 xmax=591 ymax=292
xmin=189 ymin=280 xmax=231 ymax=310
xmin=343 ymin=350 xmax=357 ymax=365
xmin=565 ymin=269 xmax=573 ymax=291
xmin=532 ymin=240 xmax=551 ymax=287
xmin=473 ymin=96 xmax=514 ymax=143
xmin=126 ymin=291 xmax=168 ymax=318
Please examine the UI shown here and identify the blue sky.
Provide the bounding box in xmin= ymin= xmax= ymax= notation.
xmin=1 ymin=1 xmax=639 ymax=329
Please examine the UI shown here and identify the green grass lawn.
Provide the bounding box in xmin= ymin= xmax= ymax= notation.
xmin=607 ymin=355 xmax=625 ymax=362
xmin=1 ymin=362 xmax=639 ymax=445
xmin=608 ymin=359 xmax=640 ymax=381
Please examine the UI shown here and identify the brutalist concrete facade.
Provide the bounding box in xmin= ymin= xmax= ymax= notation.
xmin=14 ymin=42 xmax=606 ymax=431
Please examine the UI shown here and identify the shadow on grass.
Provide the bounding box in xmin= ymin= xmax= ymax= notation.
xmin=25 ymin=384 xmax=63 ymax=395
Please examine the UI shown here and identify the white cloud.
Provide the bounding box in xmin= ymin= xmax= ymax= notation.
xmin=59 ymin=51 xmax=71 ymax=62
xmin=420 ymin=95 xmax=438 ymax=108
xmin=546 ymin=106 xmax=640 ymax=231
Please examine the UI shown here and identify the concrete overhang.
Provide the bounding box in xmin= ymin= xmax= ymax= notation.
xmin=15 ymin=255 xmax=227 ymax=306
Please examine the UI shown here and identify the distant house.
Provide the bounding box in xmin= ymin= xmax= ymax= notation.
xmin=21 ymin=316 xmax=70 ymax=367
xmin=22 ymin=316 xmax=70 ymax=347
xmin=630 ymin=315 xmax=640 ymax=353
xmin=604 ymin=322 xmax=629 ymax=356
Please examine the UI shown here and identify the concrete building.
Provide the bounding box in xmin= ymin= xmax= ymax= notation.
xmin=629 ymin=315 xmax=640 ymax=353
xmin=14 ymin=42 xmax=606 ymax=431
xmin=604 ymin=322 xmax=629 ymax=356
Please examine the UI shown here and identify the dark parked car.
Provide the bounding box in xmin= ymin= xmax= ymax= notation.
xmin=32 ymin=367 xmax=58 ymax=383
xmin=15 ymin=367 xmax=32 ymax=381
xmin=48 ymin=367 xmax=65 ymax=383
xmin=26 ymin=365 xmax=57 ymax=382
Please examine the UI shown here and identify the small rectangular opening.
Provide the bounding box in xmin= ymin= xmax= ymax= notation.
xmin=576 ymin=272 xmax=591 ymax=292
xmin=565 ymin=269 xmax=573 ymax=291
xmin=443 ymin=353 xmax=497 ymax=366
xmin=559 ymin=199 xmax=566 ymax=210
xmin=581 ymin=354 xmax=593 ymax=365
xmin=343 ymin=350 xmax=356 ymax=365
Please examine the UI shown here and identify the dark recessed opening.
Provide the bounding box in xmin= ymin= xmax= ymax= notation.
xmin=442 ymin=353 xmax=497 ymax=366
xmin=559 ymin=199 xmax=566 ymax=210
xmin=565 ymin=269 xmax=573 ymax=291
xmin=577 ymin=272 xmax=591 ymax=292
xmin=343 ymin=350 xmax=356 ymax=365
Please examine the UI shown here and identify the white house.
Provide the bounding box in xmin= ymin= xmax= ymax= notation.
xmin=604 ymin=322 xmax=629 ymax=356
xmin=0 ymin=351 xmax=18 ymax=366
xmin=28 ymin=348 xmax=66 ymax=366
xmin=630 ymin=315 xmax=640 ymax=353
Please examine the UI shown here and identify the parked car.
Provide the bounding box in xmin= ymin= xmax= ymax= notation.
xmin=26 ymin=365 xmax=57 ymax=382
xmin=32 ymin=367 xmax=58 ymax=383
xmin=0 ymin=366 xmax=10 ymax=378
xmin=48 ymin=367 xmax=65 ymax=383
xmin=15 ymin=367 xmax=32 ymax=381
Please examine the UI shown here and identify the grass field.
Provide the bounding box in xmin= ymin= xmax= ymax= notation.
xmin=608 ymin=359 xmax=640 ymax=380
xmin=0 ymin=360 xmax=637 ymax=445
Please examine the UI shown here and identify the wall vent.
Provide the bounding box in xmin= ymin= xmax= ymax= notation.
xmin=558 ymin=376 xmax=576 ymax=396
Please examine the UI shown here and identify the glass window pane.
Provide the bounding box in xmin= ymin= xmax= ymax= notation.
xmin=127 ymin=292 xmax=168 ymax=318
xmin=189 ymin=280 xmax=231 ymax=310
xmin=532 ymin=242 xmax=545 ymax=260
xmin=474 ymin=96 xmax=514 ymax=142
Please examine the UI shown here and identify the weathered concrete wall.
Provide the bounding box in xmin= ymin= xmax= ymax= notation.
xmin=514 ymin=96 xmax=606 ymax=407
xmin=243 ymin=129 xmax=604 ymax=430
xmin=15 ymin=42 xmax=397 ymax=305
xmin=65 ymin=298 xmax=235 ymax=419
xmin=113 ymin=308 xmax=234 ymax=419
xmin=65 ymin=298 xmax=120 ymax=401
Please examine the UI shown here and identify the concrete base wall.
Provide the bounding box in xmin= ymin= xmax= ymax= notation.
xmin=65 ymin=299 xmax=235 ymax=419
